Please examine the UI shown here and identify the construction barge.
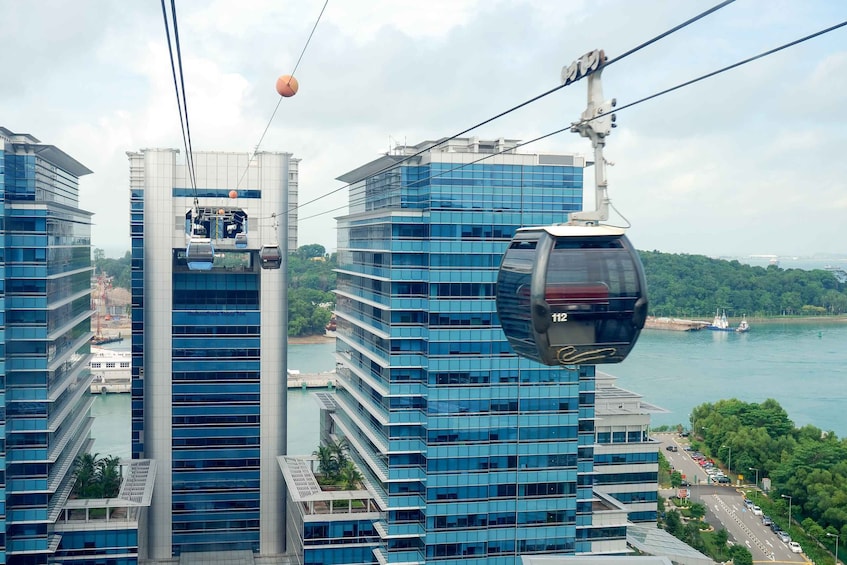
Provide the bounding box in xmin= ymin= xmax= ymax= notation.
xmin=644 ymin=317 xmax=709 ymax=332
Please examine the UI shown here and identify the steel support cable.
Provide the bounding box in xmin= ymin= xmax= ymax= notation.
xmin=298 ymin=19 xmax=847 ymax=223
xmin=289 ymin=0 xmax=738 ymax=215
xmin=609 ymin=19 xmax=847 ymax=117
xmin=169 ymin=0 xmax=198 ymax=193
xmin=604 ymin=0 xmax=736 ymax=67
xmin=236 ymin=0 xmax=330 ymax=190
xmin=160 ymin=0 xmax=195 ymax=194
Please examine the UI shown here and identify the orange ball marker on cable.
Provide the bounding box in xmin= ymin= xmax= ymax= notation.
xmin=275 ymin=75 xmax=299 ymax=97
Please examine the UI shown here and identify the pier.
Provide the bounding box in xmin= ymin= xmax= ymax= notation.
xmin=288 ymin=370 xmax=336 ymax=390
xmin=644 ymin=317 xmax=709 ymax=332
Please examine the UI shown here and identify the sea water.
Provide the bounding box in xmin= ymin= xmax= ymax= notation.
xmin=616 ymin=320 xmax=847 ymax=434
xmin=90 ymin=321 xmax=847 ymax=458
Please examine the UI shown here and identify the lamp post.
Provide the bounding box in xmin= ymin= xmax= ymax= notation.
xmin=827 ymin=532 xmax=840 ymax=565
xmin=721 ymin=444 xmax=732 ymax=475
xmin=781 ymin=494 xmax=792 ymax=527
xmin=749 ymin=467 xmax=759 ymax=490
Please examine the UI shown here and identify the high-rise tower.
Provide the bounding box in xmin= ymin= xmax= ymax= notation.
xmin=127 ymin=149 xmax=297 ymax=559
xmin=0 ymin=127 xmax=94 ymax=564
xmin=331 ymin=138 xmax=620 ymax=564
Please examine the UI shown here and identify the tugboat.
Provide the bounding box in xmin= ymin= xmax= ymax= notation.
xmin=706 ymin=309 xmax=734 ymax=332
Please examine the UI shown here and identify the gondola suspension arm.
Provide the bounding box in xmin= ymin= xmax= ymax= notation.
xmin=564 ymin=50 xmax=617 ymax=226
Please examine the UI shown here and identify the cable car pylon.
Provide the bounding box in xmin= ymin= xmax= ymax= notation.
xmin=496 ymin=49 xmax=648 ymax=366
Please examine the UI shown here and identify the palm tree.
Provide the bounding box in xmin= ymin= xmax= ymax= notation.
xmin=313 ymin=444 xmax=336 ymax=479
xmin=339 ymin=460 xmax=363 ymax=490
xmin=73 ymin=453 xmax=100 ymax=498
xmin=328 ymin=438 xmax=349 ymax=476
xmin=98 ymin=455 xmax=122 ymax=498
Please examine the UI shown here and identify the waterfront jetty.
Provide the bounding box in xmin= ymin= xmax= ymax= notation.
xmin=287 ymin=370 xmax=336 ymax=389
xmin=644 ymin=317 xmax=709 ymax=332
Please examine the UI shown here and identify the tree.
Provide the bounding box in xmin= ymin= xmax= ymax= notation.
xmin=98 ymin=455 xmax=122 ymax=498
xmin=729 ymin=545 xmax=753 ymax=565
xmin=296 ymin=244 xmax=326 ymax=259
xmin=313 ymin=445 xmax=336 ymax=479
xmin=73 ymin=452 xmax=122 ymax=499
xmin=689 ymin=502 xmax=706 ymax=520
xmin=329 ymin=438 xmax=349 ymax=475
xmin=714 ymin=528 xmax=729 ymax=548
xmin=339 ymin=460 xmax=363 ymax=490
xmin=73 ymin=453 xmax=100 ymax=498
xmin=314 ymin=438 xmax=352 ymax=485
xmin=665 ymin=510 xmax=684 ymax=537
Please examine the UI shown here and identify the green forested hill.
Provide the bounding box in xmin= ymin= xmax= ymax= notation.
xmin=639 ymin=251 xmax=847 ymax=317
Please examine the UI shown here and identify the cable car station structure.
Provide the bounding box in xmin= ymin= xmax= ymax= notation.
xmin=128 ymin=148 xmax=298 ymax=558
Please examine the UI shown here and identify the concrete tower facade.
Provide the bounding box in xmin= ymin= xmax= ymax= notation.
xmin=127 ymin=149 xmax=297 ymax=559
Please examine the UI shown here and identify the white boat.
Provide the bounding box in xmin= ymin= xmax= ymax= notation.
xmin=736 ymin=316 xmax=750 ymax=333
xmin=707 ymin=309 xmax=733 ymax=332
xmin=89 ymin=346 xmax=131 ymax=394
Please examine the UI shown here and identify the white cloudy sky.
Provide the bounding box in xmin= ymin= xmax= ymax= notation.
xmin=2 ymin=0 xmax=845 ymax=259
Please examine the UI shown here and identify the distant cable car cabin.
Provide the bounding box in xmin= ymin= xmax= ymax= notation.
xmin=234 ymin=232 xmax=248 ymax=249
xmin=259 ymin=244 xmax=282 ymax=270
xmin=186 ymin=224 xmax=214 ymax=271
xmin=496 ymin=225 xmax=647 ymax=365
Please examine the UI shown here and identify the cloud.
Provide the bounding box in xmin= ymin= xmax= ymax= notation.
xmin=2 ymin=0 xmax=845 ymax=258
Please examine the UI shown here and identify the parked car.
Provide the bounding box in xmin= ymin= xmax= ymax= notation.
xmin=752 ymin=505 xmax=763 ymax=516
xmin=788 ymin=541 xmax=803 ymax=554
xmin=777 ymin=531 xmax=791 ymax=543
xmin=743 ymin=498 xmax=754 ymax=508
xmin=715 ymin=475 xmax=731 ymax=484
xmin=680 ymin=480 xmax=691 ymax=487
xmin=762 ymin=516 xmax=773 ymax=527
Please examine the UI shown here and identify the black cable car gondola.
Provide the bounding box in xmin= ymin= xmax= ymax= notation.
xmin=496 ymin=225 xmax=647 ymax=365
xmin=260 ymin=244 xmax=282 ymax=270
xmin=496 ymin=48 xmax=648 ymax=365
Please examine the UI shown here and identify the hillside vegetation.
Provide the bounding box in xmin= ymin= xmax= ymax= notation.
xmin=692 ymin=398 xmax=846 ymax=560
xmin=94 ymin=247 xmax=846 ymax=337
xmin=640 ymin=251 xmax=847 ymax=317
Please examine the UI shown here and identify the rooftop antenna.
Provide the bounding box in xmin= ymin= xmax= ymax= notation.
xmin=563 ymin=49 xmax=617 ymax=225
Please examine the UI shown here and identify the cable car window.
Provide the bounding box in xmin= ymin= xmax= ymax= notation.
xmin=501 ymin=240 xmax=537 ymax=273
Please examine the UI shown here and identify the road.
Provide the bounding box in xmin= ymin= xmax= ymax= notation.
xmin=654 ymin=432 xmax=807 ymax=564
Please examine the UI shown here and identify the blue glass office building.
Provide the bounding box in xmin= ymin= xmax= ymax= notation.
xmin=127 ymin=149 xmax=298 ymax=560
xmin=593 ymin=372 xmax=663 ymax=523
xmin=333 ymin=138 xmax=605 ymax=564
xmin=0 ymin=127 xmax=94 ymax=563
